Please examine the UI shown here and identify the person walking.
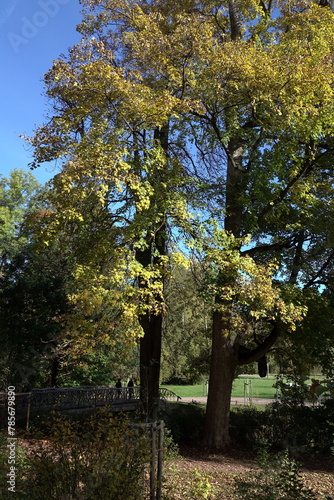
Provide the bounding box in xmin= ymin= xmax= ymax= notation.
xmin=115 ymin=379 xmax=122 ymax=398
xmin=127 ymin=378 xmax=134 ymax=399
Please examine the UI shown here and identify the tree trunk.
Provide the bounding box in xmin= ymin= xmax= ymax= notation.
xmin=136 ymin=222 xmax=166 ymax=420
xmin=203 ymin=310 xmax=238 ymax=448
xmin=135 ymin=124 xmax=169 ymax=419
xmin=228 ymin=0 xmax=242 ymax=41
xmin=139 ymin=310 xmax=163 ymax=419
xmin=203 ymin=138 xmax=244 ymax=448
xmin=137 ymin=236 xmax=166 ymax=418
xmin=50 ymin=356 xmax=60 ymax=387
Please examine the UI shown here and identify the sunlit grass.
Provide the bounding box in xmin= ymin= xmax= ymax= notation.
xmin=162 ymin=375 xmax=278 ymax=399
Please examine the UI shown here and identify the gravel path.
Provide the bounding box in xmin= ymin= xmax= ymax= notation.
xmin=181 ymin=396 xmax=277 ymax=405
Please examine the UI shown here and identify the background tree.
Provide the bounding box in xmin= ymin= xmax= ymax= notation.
xmin=272 ymin=288 xmax=334 ymax=380
xmin=0 ymin=170 xmax=72 ymax=389
xmin=0 ymin=169 xmax=40 ymax=272
xmin=0 ymin=169 xmax=139 ymax=390
xmin=0 ymin=244 xmax=71 ymax=389
xmin=162 ymin=261 xmax=212 ymax=384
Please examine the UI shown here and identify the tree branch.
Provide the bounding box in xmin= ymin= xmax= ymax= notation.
xmin=241 ymin=237 xmax=295 ymax=257
xmin=257 ymin=160 xmax=314 ymax=227
xmin=236 ymin=320 xmax=284 ymax=365
xmin=289 ymin=230 xmax=305 ymax=285
xmin=304 ymin=249 xmax=334 ymax=289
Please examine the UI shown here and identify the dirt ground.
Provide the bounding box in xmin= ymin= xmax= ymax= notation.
xmin=164 ymin=443 xmax=334 ymax=499
xmin=15 ymin=424 xmax=334 ymax=499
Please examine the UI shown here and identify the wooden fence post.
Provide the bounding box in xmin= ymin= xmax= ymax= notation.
xmin=26 ymin=393 xmax=32 ymax=431
xmin=0 ymin=394 xmax=5 ymax=428
xmin=148 ymin=420 xmax=164 ymax=500
xmin=156 ymin=420 xmax=164 ymax=500
xmin=150 ymin=422 xmax=157 ymax=500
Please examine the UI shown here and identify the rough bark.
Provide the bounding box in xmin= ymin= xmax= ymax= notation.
xmin=228 ymin=0 xmax=242 ymax=41
xmin=203 ymin=139 xmax=244 ymax=448
xmin=137 ymin=124 xmax=168 ymax=420
xmin=224 ymin=137 xmax=244 ymax=238
xmin=203 ymin=310 xmax=238 ymax=448
xmin=137 ymin=226 xmax=166 ymax=420
xmin=50 ymin=356 xmax=60 ymax=387
xmin=139 ymin=304 xmax=163 ymax=419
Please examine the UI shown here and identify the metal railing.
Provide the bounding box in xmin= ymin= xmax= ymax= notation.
xmin=28 ymin=385 xmax=141 ymax=409
xmin=0 ymin=385 xmax=181 ymax=428
xmin=158 ymin=387 xmax=182 ymax=402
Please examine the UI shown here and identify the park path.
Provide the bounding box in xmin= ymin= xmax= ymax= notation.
xmin=180 ymin=396 xmax=317 ymax=406
xmin=181 ymin=396 xmax=276 ymax=405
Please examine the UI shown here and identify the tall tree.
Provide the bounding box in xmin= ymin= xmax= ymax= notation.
xmin=27 ymin=13 xmax=189 ymax=416
xmin=0 ymin=170 xmax=71 ymax=389
xmin=0 ymin=243 xmax=71 ymax=389
xmin=28 ymin=0 xmax=334 ymax=445
xmin=162 ymin=260 xmax=212 ymax=384
xmin=0 ymin=169 xmax=41 ymax=272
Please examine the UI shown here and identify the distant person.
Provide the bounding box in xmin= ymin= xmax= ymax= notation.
xmin=127 ymin=378 xmax=134 ymax=399
xmin=115 ymin=379 xmax=122 ymax=398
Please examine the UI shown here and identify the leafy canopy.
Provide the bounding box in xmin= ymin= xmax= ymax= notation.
xmin=26 ymin=0 xmax=334 ymax=370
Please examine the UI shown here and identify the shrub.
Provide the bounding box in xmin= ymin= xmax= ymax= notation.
xmin=230 ymin=400 xmax=334 ymax=455
xmin=162 ymin=463 xmax=219 ymax=500
xmin=1 ymin=410 xmax=151 ymax=499
xmin=0 ymin=431 xmax=29 ymax=497
xmin=235 ymin=448 xmax=317 ymax=499
xmin=229 ymin=406 xmax=267 ymax=449
xmin=261 ymin=400 xmax=334 ymax=455
xmin=162 ymin=402 xmax=206 ymax=443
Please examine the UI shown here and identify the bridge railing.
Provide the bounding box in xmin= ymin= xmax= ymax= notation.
xmin=0 ymin=385 xmax=180 ymax=425
xmin=158 ymin=388 xmax=182 ymax=402
xmin=28 ymin=385 xmax=142 ymax=409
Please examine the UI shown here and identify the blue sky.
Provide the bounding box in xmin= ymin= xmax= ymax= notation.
xmin=1 ymin=0 xmax=83 ymax=185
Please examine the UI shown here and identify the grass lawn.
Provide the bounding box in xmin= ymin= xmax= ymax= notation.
xmin=162 ymin=375 xmax=278 ymax=399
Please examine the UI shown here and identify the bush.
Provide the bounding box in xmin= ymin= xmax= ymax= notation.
xmin=230 ymin=400 xmax=334 ymax=455
xmin=161 ymin=376 xmax=189 ymax=385
xmin=235 ymin=448 xmax=317 ymax=499
xmin=1 ymin=410 xmax=151 ymax=499
xmin=162 ymin=402 xmax=206 ymax=443
xmin=229 ymin=406 xmax=267 ymax=449
xmin=0 ymin=431 xmax=29 ymax=497
xmin=260 ymin=400 xmax=334 ymax=455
